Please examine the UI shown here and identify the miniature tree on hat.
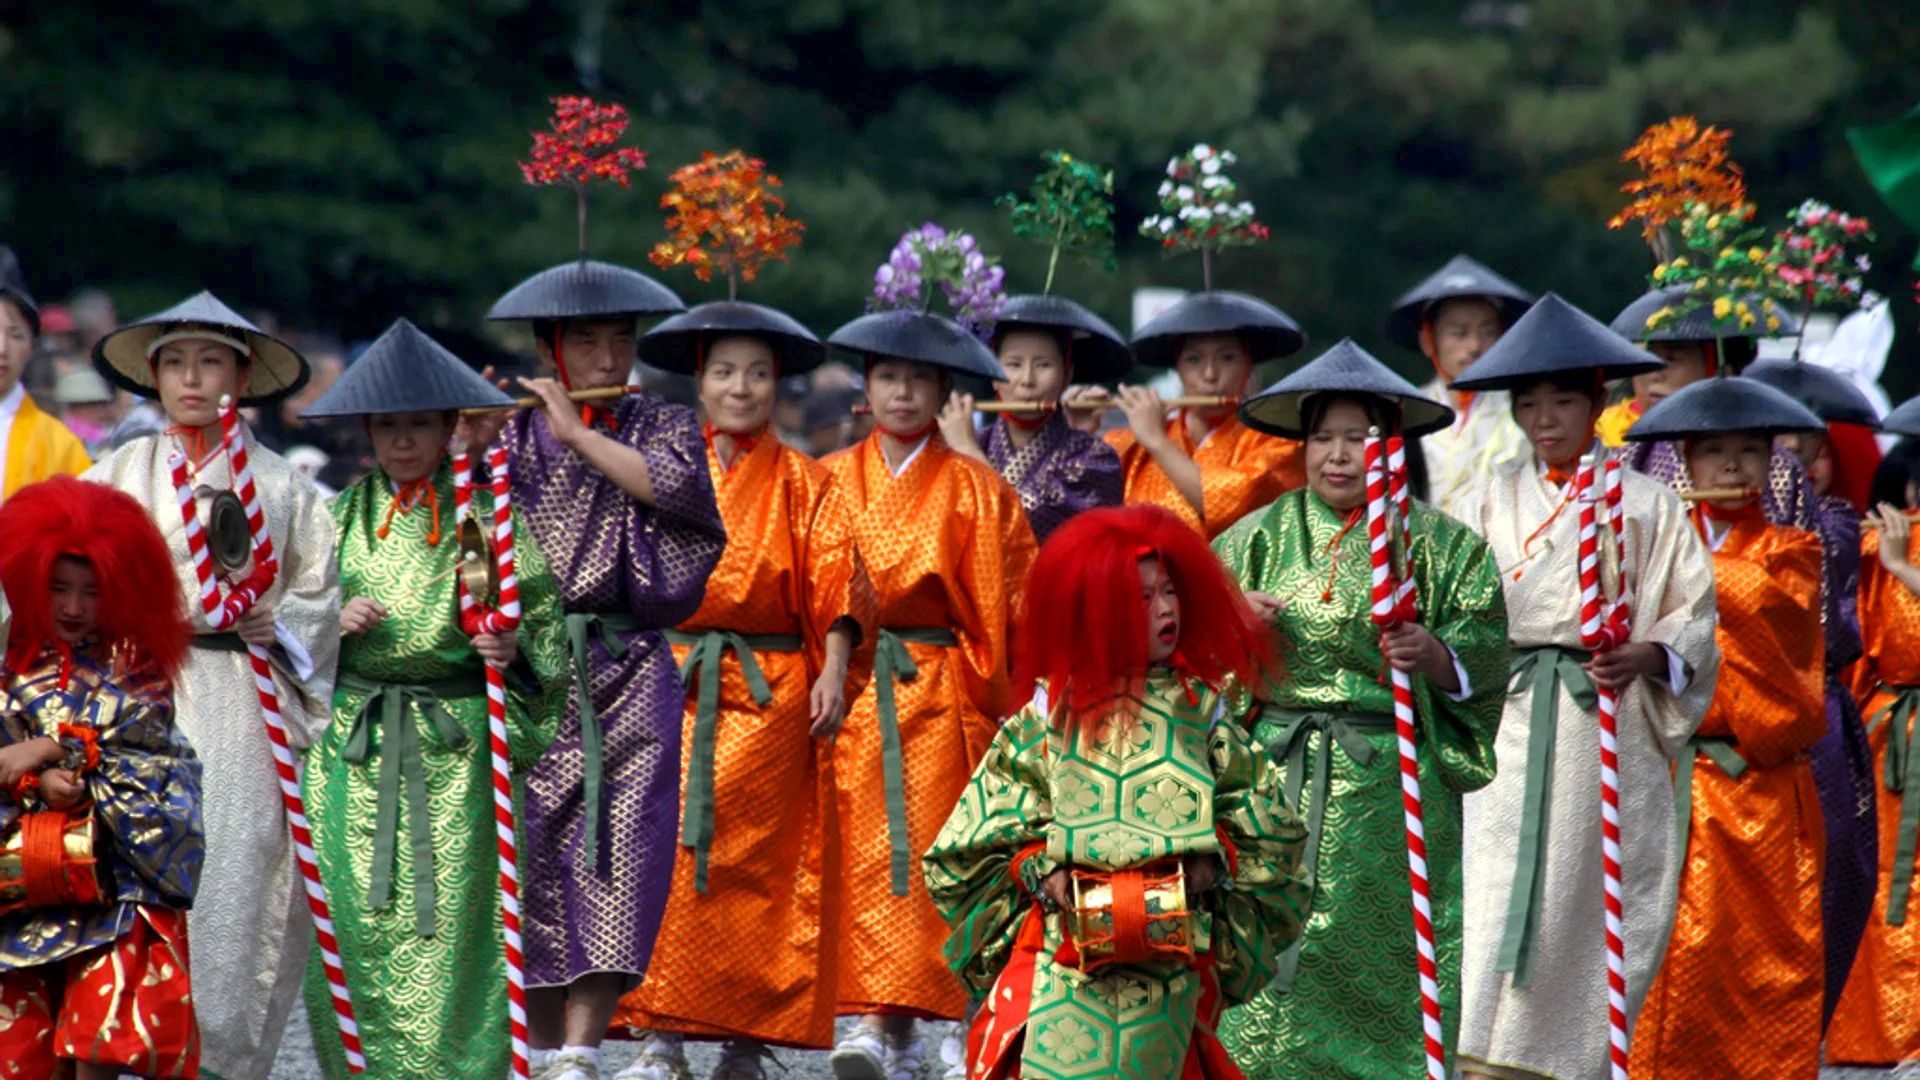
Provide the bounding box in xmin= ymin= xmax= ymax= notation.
xmin=518 ymin=95 xmax=649 ymax=257
xmin=1137 ymin=143 xmax=1269 ymax=291
xmin=649 ymin=151 xmax=805 ymax=301
xmin=998 ymin=150 xmax=1116 ymax=294
xmin=1608 ymin=116 xmax=1747 ymax=264
xmin=869 ymin=223 xmax=1007 ymax=340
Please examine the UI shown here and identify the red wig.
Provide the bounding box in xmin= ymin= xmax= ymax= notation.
xmin=1825 ymin=421 xmax=1881 ymax=514
xmin=1015 ymin=504 xmax=1280 ymax=730
xmin=0 ymin=477 xmax=192 ymax=680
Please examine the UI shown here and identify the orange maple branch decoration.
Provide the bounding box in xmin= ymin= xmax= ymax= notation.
xmin=519 ymin=96 xmax=649 ymax=257
xmin=650 ymin=151 xmax=805 ymax=300
xmin=1608 ymin=116 xmax=1747 ymax=250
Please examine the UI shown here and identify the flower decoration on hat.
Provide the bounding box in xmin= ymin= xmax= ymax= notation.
xmin=519 ymin=95 xmax=649 ymax=256
xmin=1769 ymin=200 xmax=1875 ymax=321
xmin=649 ymin=151 xmax=804 ymax=300
xmin=1138 ymin=143 xmax=1268 ymax=290
xmin=1644 ymin=201 xmax=1784 ymax=336
xmin=998 ymin=150 xmax=1117 ymax=294
xmin=870 ymin=223 xmax=1007 ymax=340
xmin=1608 ymin=116 xmax=1747 ymax=263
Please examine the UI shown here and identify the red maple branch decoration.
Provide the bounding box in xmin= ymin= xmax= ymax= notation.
xmin=649 ymin=151 xmax=804 ymax=300
xmin=519 ymin=96 xmax=648 ymax=256
xmin=1608 ymin=116 xmax=1747 ymax=261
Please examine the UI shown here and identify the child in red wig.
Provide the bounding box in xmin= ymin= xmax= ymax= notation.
xmin=926 ymin=504 xmax=1309 ymax=1080
xmin=0 ymin=476 xmax=204 ymax=1080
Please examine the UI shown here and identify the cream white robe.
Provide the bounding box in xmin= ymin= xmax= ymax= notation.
xmin=86 ymin=432 xmax=340 ymax=1080
xmin=1419 ymin=376 xmax=1530 ymax=519
xmin=1452 ymin=460 xmax=1718 ymax=1080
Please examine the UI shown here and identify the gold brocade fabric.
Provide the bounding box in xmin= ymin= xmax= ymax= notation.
xmin=1828 ymin=528 xmax=1920 ymax=1065
xmin=84 ymin=432 xmax=341 ymax=1080
xmin=1630 ymin=519 xmax=1826 ymax=1079
xmin=1103 ymin=413 xmax=1302 ymax=539
xmin=1451 ymin=463 xmax=1718 ymax=1080
xmin=822 ymin=432 xmax=1037 ymax=1020
xmin=614 ymin=435 xmax=878 ymax=1048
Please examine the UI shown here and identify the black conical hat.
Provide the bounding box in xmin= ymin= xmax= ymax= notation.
xmin=93 ymin=290 xmax=309 ymax=405
xmin=826 ymin=309 xmax=1006 ymax=380
xmin=0 ymin=245 xmax=38 ymax=336
xmin=1609 ymin=285 xmax=1801 ymax=343
xmin=1130 ymin=290 xmax=1306 ymax=369
xmin=637 ymin=301 xmax=825 ymax=376
xmin=1882 ymin=394 xmax=1920 ymax=438
xmin=994 ymin=294 xmax=1133 ymax=384
xmin=1450 ymin=292 xmax=1663 ymax=392
xmin=301 ymin=319 xmax=513 ymax=418
xmin=1623 ymin=375 xmax=1824 ymax=442
xmin=1383 ymin=254 xmax=1534 ymax=351
xmin=1240 ymin=338 xmax=1453 ymax=439
xmin=487 ymin=259 xmax=685 ymax=322
xmin=1741 ymin=358 xmax=1880 ymax=428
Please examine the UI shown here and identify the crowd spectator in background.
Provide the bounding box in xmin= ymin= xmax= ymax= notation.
xmin=0 ymin=245 xmax=94 ymax=497
xmin=53 ymin=368 xmax=121 ymax=456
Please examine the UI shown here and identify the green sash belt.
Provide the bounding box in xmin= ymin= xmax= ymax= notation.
xmin=1675 ymin=735 xmax=1747 ymax=870
xmin=874 ymin=627 xmax=959 ymax=897
xmin=336 ymin=670 xmax=486 ymax=938
xmin=1869 ymin=684 xmax=1920 ymax=926
xmin=665 ymin=628 xmax=804 ymax=893
xmin=1498 ymin=646 xmax=1597 ymax=985
xmin=565 ymin=611 xmax=643 ymax=866
xmin=1258 ymin=705 xmax=1394 ymax=991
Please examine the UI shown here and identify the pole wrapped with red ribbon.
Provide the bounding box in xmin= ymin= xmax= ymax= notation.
xmin=168 ymin=397 xmax=365 ymax=1073
xmin=454 ymin=444 xmax=530 ymax=1080
xmin=1365 ymin=429 xmax=1445 ymax=1080
xmin=1577 ymin=452 xmax=1633 ymax=1079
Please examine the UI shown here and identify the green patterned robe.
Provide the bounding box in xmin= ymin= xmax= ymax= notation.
xmin=925 ymin=672 xmax=1310 ymax=1079
xmin=301 ymin=464 xmax=568 ymax=1080
xmin=1212 ymin=489 xmax=1507 ymax=1079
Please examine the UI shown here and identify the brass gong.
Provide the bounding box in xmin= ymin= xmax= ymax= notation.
xmin=206 ymin=490 xmax=253 ymax=575
xmin=456 ymin=516 xmax=499 ymax=604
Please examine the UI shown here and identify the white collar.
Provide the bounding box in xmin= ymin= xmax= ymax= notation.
xmin=0 ymin=383 xmax=26 ymax=421
xmin=884 ymin=432 xmax=932 ymax=478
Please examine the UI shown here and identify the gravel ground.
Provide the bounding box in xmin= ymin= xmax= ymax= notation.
xmin=272 ymin=1014 xmax=1906 ymax=1079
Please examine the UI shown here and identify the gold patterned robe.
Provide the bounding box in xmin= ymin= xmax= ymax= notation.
xmin=86 ymin=431 xmax=341 ymax=1080
xmin=1451 ymin=462 xmax=1719 ymax=1079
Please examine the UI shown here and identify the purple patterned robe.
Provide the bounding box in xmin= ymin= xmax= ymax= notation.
xmin=1617 ymin=439 xmax=1877 ymax=1021
xmin=505 ymin=394 xmax=726 ymax=986
xmin=979 ymin=412 xmax=1122 ymax=544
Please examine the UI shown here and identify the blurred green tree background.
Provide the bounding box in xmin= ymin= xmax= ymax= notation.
xmin=3 ymin=0 xmax=1915 ymax=387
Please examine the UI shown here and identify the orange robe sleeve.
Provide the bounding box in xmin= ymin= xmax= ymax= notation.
xmin=801 ymin=466 xmax=879 ymax=702
xmin=1104 ymin=417 xmax=1301 ymax=539
xmin=1701 ymin=522 xmax=1827 ymax=767
xmin=945 ymin=459 xmax=1039 ymax=721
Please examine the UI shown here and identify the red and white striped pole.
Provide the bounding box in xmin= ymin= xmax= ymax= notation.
xmin=170 ymin=398 xmax=365 ymax=1073
xmin=455 ymin=445 xmax=530 ymax=1080
xmin=1366 ymin=430 xmax=1446 ymax=1080
xmin=1579 ymin=455 xmax=1633 ymax=1080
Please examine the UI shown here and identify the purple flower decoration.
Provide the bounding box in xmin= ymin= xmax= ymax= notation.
xmin=870 ymin=221 xmax=1007 ymax=339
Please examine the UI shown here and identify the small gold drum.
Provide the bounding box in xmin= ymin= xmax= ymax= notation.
xmin=0 ymin=810 xmax=107 ymax=916
xmin=1067 ymin=860 xmax=1195 ymax=973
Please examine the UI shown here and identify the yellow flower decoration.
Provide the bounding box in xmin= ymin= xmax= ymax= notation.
xmin=1735 ymin=301 xmax=1752 ymax=317
xmin=1671 ymin=256 xmax=1690 ymax=269
xmin=1739 ymin=313 xmax=1756 ymax=329
xmin=1712 ymin=297 xmax=1732 ymax=319
xmin=1762 ymin=298 xmax=1776 ymax=313
xmin=1718 ymin=246 xmax=1736 ymax=261
xmin=1748 ymin=247 xmax=1767 ymax=262
xmin=1646 ymin=306 xmax=1676 ymax=329
xmin=1766 ymin=315 xmax=1782 ymax=332
xmin=1652 ymin=263 xmax=1668 ymax=281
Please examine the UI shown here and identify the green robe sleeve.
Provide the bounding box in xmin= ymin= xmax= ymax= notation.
xmin=503 ymin=505 xmax=568 ymax=769
xmin=1408 ymin=505 xmax=1509 ymax=793
xmin=924 ymin=704 xmax=1054 ymax=1000
xmin=1205 ymin=711 xmax=1309 ymax=1005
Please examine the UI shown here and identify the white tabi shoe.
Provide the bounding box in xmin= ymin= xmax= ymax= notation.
xmin=829 ymin=1027 xmax=889 ymax=1080
xmin=612 ymin=1032 xmax=692 ymax=1080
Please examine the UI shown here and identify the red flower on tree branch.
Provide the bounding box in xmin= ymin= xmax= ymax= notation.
xmin=650 ymin=151 xmax=804 ymax=300
xmin=519 ymin=96 xmax=648 ymax=255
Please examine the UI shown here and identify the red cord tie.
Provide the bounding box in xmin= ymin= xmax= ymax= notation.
xmin=1320 ymin=507 xmax=1365 ymax=602
xmin=376 ymin=478 xmax=443 ymax=546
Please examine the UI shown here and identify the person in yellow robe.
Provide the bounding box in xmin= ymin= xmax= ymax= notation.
xmin=1072 ymin=291 xmax=1306 ymax=538
xmin=1383 ymin=253 xmax=1535 ymax=515
xmin=0 ymin=249 xmax=92 ymax=497
xmin=818 ymin=307 xmax=1038 ymax=1080
xmin=611 ymin=302 xmax=880 ymax=1080
xmin=1828 ymin=392 xmax=1920 ymax=1067
xmin=1622 ymin=375 xmax=1828 ymax=1079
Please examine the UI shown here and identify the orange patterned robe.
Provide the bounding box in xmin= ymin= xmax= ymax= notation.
xmin=613 ymin=433 xmax=878 ymax=1048
xmin=824 ymin=431 xmax=1037 ymax=1020
xmin=1828 ymin=528 xmax=1920 ymax=1065
xmin=1631 ymin=514 xmax=1827 ymax=1078
xmin=1103 ymin=412 xmax=1303 ymax=539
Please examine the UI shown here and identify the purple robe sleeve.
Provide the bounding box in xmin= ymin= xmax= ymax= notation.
xmin=982 ymin=415 xmax=1123 ymax=544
